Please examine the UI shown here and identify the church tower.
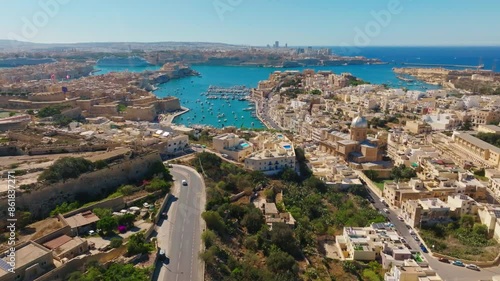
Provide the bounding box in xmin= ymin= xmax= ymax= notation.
xmin=350 ymin=111 xmax=368 ymax=142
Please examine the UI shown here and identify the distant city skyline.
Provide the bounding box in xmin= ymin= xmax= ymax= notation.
xmin=1 ymin=0 xmax=500 ymax=46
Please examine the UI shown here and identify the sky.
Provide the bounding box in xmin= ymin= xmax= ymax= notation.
xmin=1 ymin=0 xmax=500 ymax=46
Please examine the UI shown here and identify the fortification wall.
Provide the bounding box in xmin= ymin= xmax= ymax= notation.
xmin=124 ymin=105 xmax=156 ymax=121
xmin=156 ymin=97 xmax=181 ymax=112
xmin=28 ymin=92 xmax=65 ymax=102
xmin=0 ymin=153 xmax=162 ymax=225
xmin=87 ymin=104 xmax=118 ymax=116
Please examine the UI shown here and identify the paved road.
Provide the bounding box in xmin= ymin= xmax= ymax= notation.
xmin=366 ymin=187 xmax=500 ymax=281
xmin=256 ymin=98 xmax=282 ymax=130
xmin=154 ymin=164 xmax=206 ymax=281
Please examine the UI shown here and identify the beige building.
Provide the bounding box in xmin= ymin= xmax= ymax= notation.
xmin=42 ymin=235 xmax=89 ymax=261
xmin=478 ymin=124 xmax=500 ymax=134
xmin=469 ymin=109 xmax=500 ymax=128
xmin=452 ymin=132 xmax=500 ymax=169
xmin=244 ymin=133 xmax=296 ymax=174
xmin=319 ymin=113 xmax=382 ymax=163
xmin=401 ymin=198 xmax=453 ymax=228
xmin=336 ymin=224 xmax=411 ymax=262
xmin=163 ymin=134 xmax=189 ymax=155
xmin=212 ymin=133 xmax=253 ymax=162
xmin=405 ymin=120 xmax=432 ymax=135
xmin=0 ymin=242 xmax=54 ymax=281
xmin=382 ymin=179 xmax=434 ymax=208
xmin=384 ymin=259 xmax=442 ymax=281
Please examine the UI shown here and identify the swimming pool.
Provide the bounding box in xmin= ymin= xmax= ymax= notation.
xmin=240 ymin=142 xmax=250 ymax=148
xmin=283 ymin=144 xmax=291 ymax=150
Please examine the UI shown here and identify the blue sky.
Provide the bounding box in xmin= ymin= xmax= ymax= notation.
xmin=1 ymin=0 xmax=499 ymax=46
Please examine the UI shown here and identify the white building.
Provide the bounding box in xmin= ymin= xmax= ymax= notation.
xmin=422 ymin=113 xmax=460 ymax=131
xmin=244 ymin=132 xmax=297 ymax=174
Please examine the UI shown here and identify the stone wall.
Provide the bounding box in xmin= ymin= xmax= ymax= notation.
xmin=156 ymin=97 xmax=181 ymax=112
xmin=87 ymin=103 xmax=118 ymax=117
xmin=124 ymin=105 xmax=156 ymax=121
xmin=28 ymin=92 xmax=65 ymax=102
xmin=0 ymin=153 xmax=162 ymax=226
xmin=34 ymin=244 xmax=128 ymax=281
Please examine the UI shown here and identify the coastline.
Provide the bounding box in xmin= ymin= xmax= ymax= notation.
xmin=159 ymin=106 xmax=190 ymax=125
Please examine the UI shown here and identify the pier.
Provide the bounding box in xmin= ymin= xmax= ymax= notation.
xmin=401 ymin=63 xmax=484 ymax=69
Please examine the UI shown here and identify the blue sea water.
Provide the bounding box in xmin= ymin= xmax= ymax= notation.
xmin=94 ymin=46 xmax=500 ymax=128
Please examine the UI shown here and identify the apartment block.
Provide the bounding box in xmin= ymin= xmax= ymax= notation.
xmin=401 ymin=198 xmax=453 ymax=228
xmin=244 ymin=132 xmax=296 ymax=174
xmin=212 ymin=133 xmax=253 ymax=162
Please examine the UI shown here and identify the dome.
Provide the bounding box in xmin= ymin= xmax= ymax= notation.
xmin=351 ymin=115 xmax=368 ymax=128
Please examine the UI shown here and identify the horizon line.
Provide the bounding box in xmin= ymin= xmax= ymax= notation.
xmin=2 ymin=39 xmax=500 ymax=48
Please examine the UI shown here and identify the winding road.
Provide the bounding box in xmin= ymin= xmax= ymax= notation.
xmin=153 ymin=164 xmax=206 ymax=281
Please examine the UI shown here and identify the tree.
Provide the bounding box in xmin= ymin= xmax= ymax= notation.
xmin=266 ymin=247 xmax=298 ymax=274
xmin=119 ymin=185 xmax=135 ymax=196
xmin=202 ymin=211 xmax=227 ymax=235
xmin=460 ymin=120 xmax=473 ymax=131
xmin=117 ymin=213 xmax=136 ymax=228
xmin=17 ymin=211 xmax=32 ymax=229
xmin=310 ymin=89 xmax=322 ymax=95
xmin=473 ymin=223 xmax=488 ymax=237
xmin=364 ymin=170 xmax=379 ymax=181
xmin=270 ymin=223 xmax=300 ymax=257
xmin=202 ymin=229 xmax=217 ymax=248
xmin=303 ymin=176 xmax=327 ymax=193
xmin=97 ymin=216 xmax=118 ymax=236
xmin=93 ymin=208 xmax=112 ymax=219
xmin=127 ymin=232 xmax=151 ymax=256
xmin=39 ymin=157 xmax=95 ymax=183
xmin=110 ymin=237 xmax=123 ymax=248
xmin=241 ymin=208 xmax=265 ymax=234
xmin=459 ymin=215 xmax=475 ymax=231
xmin=145 ymin=178 xmax=171 ymax=193
xmin=279 ymin=167 xmax=300 ymax=183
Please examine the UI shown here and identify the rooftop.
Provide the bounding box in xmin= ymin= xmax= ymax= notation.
xmin=455 ymin=132 xmax=500 ymax=154
xmin=64 ymin=210 xmax=100 ymax=228
xmin=0 ymin=242 xmax=51 ymax=277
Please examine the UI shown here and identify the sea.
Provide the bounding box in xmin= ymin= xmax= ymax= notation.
xmin=92 ymin=46 xmax=500 ymax=128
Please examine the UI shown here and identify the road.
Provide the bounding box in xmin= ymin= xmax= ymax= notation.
xmin=366 ymin=187 xmax=500 ymax=281
xmin=153 ymin=164 xmax=206 ymax=281
xmin=255 ymin=97 xmax=282 ymax=130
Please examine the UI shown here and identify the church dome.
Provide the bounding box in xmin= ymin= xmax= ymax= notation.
xmin=351 ymin=115 xmax=368 ymax=128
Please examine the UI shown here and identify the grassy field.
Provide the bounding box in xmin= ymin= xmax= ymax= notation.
xmin=373 ymin=180 xmax=392 ymax=191
xmin=420 ymin=227 xmax=500 ymax=261
xmin=0 ymin=111 xmax=16 ymax=118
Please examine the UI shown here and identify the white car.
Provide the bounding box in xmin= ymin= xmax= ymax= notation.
xmin=465 ymin=264 xmax=480 ymax=271
xmin=182 ymin=180 xmax=188 ymax=186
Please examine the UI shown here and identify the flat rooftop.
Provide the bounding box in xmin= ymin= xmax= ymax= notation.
xmin=64 ymin=211 xmax=100 ymax=228
xmin=0 ymin=242 xmax=51 ymax=277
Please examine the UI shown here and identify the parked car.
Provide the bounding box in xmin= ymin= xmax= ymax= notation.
xmin=438 ymin=258 xmax=449 ymax=263
xmin=420 ymin=243 xmax=428 ymax=253
xmin=397 ymin=216 xmax=404 ymax=221
xmin=452 ymin=260 xmax=465 ymax=267
xmin=465 ymin=264 xmax=480 ymax=271
xmin=412 ymin=235 xmax=420 ymax=242
xmin=400 ymin=238 xmax=407 ymax=244
xmin=383 ymin=208 xmax=390 ymax=214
